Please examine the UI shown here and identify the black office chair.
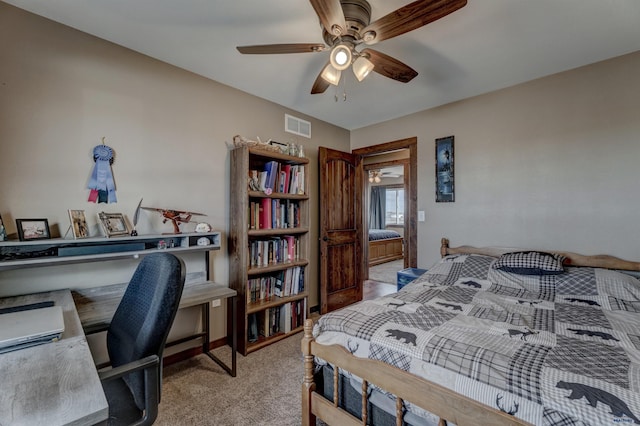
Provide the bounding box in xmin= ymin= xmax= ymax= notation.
xmin=98 ymin=252 xmax=185 ymax=426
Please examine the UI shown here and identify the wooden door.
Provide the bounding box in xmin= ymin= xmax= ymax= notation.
xmin=319 ymin=147 xmax=363 ymax=314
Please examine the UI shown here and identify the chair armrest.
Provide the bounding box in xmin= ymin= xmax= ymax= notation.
xmin=98 ymin=355 xmax=159 ymax=383
xmin=84 ymin=321 xmax=110 ymax=335
xmin=99 ymin=355 xmax=160 ymax=426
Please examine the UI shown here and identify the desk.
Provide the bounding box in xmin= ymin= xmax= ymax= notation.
xmin=73 ymin=281 xmax=238 ymax=377
xmin=0 ymin=290 xmax=108 ymax=425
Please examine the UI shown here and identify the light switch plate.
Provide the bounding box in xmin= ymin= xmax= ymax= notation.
xmin=418 ymin=211 xmax=425 ymax=222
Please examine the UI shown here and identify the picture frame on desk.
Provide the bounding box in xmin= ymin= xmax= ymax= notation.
xmin=0 ymin=213 xmax=6 ymax=241
xmin=16 ymin=218 xmax=51 ymax=241
xmin=98 ymin=212 xmax=129 ymax=237
xmin=68 ymin=209 xmax=89 ymax=239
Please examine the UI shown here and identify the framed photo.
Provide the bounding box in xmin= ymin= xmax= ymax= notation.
xmin=98 ymin=212 xmax=129 ymax=237
xmin=16 ymin=219 xmax=51 ymax=241
xmin=268 ymin=139 xmax=289 ymax=154
xmin=435 ymin=136 xmax=455 ymax=202
xmin=0 ymin=213 xmax=6 ymax=241
xmin=68 ymin=209 xmax=89 ymax=239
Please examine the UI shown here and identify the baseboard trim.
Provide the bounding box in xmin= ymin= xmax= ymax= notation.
xmin=163 ymin=336 xmax=229 ymax=367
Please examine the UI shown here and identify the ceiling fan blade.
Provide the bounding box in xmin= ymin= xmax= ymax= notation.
xmin=309 ymin=0 xmax=347 ymax=36
xmin=362 ymin=48 xmax=418 ymax=83
xmin=361 ymin=0 xmax=467 ymax=45
xmin=311 ymin=64 xmax=331 ymax=94
xmin=237 ymin=44 xmax=326 ymax=54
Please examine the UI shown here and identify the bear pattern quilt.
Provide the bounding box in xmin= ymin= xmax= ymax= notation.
xmin=313 ymin=254 xmax=640 ymax=425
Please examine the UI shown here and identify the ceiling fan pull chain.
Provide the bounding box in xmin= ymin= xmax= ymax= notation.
xmin=342 ymin=73 xmax=348 ymax=102
xmin=334 ymin=73 xmax=343 ymax=102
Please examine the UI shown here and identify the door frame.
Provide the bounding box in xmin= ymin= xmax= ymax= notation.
xmin=353 ymin=137 xmax=418 ymax=271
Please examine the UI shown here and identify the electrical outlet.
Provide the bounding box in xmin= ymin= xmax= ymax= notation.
xmin=211 ymin=299 xmax=221 ymax=308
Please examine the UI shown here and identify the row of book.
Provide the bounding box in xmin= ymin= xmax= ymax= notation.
xmin=249 ymin=236 xmax=299 ymax=268
xmin=247 ymin=299 xmax=307 ymax=342
xmin=248 ymin=161 xmax=305 ymax=195
xmin=246 ymin=266 xmax=304 ymax=303
xmin=249 ymin=199 xmax=300 ymax=230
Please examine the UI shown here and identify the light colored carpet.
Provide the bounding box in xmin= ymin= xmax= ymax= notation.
xmin=156 ymin=334 xmax=303 ymax=425
xmin=155 ymin=262 xmax=402 ymax=425
xmin=368 ymin=259 xmax=404 ymax=285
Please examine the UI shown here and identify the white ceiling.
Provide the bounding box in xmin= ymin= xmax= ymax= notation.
xmin=5 ymin=0 xmax=640 ymax=130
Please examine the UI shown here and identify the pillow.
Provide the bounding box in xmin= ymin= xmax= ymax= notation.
xmin=493 ymin=251 xmax=566 ymax=275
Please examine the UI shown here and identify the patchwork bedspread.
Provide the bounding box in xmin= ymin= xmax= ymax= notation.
xmin=314 ymin=254 xmax=640 ymax=425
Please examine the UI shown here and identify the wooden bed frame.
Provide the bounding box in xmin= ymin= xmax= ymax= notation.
xmin=302 ymin=238 xmax=640 ymax=426
xmin=369 ymin=236 xmax=404 ymax=266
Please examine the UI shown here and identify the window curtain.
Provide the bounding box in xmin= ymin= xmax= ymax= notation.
xmin=369 ymin=186 xmax=386 ymax=230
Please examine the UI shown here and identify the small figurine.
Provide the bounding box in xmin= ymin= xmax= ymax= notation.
xmin=195 ymin=222 xmax=212 ymax=233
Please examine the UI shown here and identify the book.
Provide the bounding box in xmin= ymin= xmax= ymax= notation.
xmin=284 ymin=235 xmax=296 ymax=261
xmin=279 ymin=303 xmax=292 ymax=333
xmin=258 ymin=171 xmax=267 ymax=192
xmin=271 ymin=199 xmax=279 ymax=229
xmin=274 ymin=271 xmax=284 ymax=297
xmin=248 ymin=313 xmax=258 ymax=342
xmin=297 ymin=167 xmax=305 ymax=194
xmin=264 ymin=161 xmax=279 ymax=191
xmin=289 ymin=166 xmax=299 ymax=194
xmin=260 ymin=198 xmax=271 ymax=230
xmin=249 ymin=202 xmax=256 ymax=229
xmin=278 ymin=170 xmax=287 ymax=193
xmin=282 ymin=164 xmax=291 ymax=193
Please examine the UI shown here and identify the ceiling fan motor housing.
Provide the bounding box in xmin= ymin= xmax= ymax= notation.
xmin=323 ymin=0 xmax=371 ymax=46
xmin=342 ymin=0 xmax=371 ymax=35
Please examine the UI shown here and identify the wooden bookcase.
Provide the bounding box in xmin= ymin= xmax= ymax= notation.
xmin=228 ymin=146 xmax=309 ymax=355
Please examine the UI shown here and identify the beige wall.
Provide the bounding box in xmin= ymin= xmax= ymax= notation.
xmin=3 ymin=1 xmax=640 ymax=350
xmin=0 ymin=3 xmax=350 ymax=346
xmin=352 ymin=51 xmax=640 ymax=267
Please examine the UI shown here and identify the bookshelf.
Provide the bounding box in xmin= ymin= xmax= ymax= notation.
xmin=229 ymin=146 xmax=309 ymax=355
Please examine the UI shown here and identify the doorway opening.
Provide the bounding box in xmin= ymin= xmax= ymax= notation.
xmin=353 ymin=137 xmax=417 ymax=295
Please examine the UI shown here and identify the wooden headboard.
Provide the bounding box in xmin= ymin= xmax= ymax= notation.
xmin=440 ymin=238 xmax=640 ymax=272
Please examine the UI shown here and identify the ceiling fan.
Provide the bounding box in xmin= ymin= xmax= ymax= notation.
xmin=236 ymin=0 xmax=467 ymax=94
xmin=369 ymin=169 xmax=402 ymax=182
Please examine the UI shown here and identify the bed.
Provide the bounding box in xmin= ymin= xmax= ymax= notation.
xmin=369 ymin=229 xmax=404 ymax=266
xmin=302 ymin=238 xmax=640 ymax=426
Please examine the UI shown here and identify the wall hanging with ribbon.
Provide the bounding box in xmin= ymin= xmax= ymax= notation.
xmin=87 ymin=137 xmax=117 ymax=203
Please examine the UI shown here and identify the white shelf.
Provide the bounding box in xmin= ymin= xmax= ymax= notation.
xmin=0 ymin=232 xmax=220 ymax=271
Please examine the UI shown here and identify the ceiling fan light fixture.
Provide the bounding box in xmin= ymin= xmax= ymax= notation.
xmin=330 ymin=44 xmax=352 ymax=71
xmin=320 ymin=64 xmax=341 ymax=86
xmin=368 ymin=170 xmax=382 ymax=183
xmin=352 ymin=56 xmax=374 ymax=81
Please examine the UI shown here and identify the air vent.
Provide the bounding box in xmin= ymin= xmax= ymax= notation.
xmin=285 ymin=114 xmax=311 ymax=138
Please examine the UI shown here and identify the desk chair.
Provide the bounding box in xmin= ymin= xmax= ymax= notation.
xmin=99 ymin=252 xmax=186 ymax=425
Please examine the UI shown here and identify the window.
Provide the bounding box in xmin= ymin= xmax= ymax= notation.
xmin=385 ymin=187 xmax=404 ymax=226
